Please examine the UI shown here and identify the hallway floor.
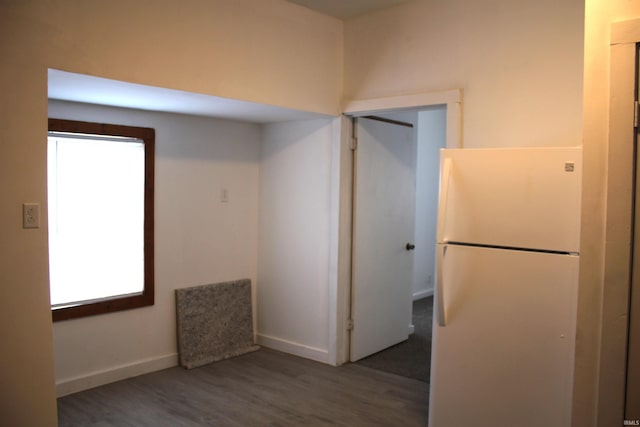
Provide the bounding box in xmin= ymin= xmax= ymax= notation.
xmin=356 ymin=297 xmax=433 ymax=382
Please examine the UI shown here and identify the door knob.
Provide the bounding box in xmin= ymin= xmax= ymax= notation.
xmin=406 ymin=243 xmax=416 ymax=251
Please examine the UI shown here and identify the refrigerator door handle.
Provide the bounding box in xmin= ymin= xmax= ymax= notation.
xmin=436 ymin=157 xmax=453 ymax=243
xmin=436 ymin=244 xmax=447 ymax=327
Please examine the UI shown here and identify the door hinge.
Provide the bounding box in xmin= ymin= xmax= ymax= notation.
xmin=635 ymin=100 xmax=639 ymax=128
xmin=347 ymin=319 xmax=354 ymax=331
xmin=350 ymin=137 xmax=358 ymax=150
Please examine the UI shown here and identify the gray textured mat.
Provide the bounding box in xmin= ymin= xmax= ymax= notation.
xmin=175 ymin=279 xmax=259 ymax=369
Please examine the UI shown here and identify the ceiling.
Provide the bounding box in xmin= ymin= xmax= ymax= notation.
xmin=286 ymin=0 xmax=415 ymax=20
xmin=48 ymin=69 xmax=329 ymax=124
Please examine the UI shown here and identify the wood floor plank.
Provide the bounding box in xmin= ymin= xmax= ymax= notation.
xmin=57 ymin=348 xmax=429 ymax=426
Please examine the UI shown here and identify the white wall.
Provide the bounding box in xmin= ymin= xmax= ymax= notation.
xmin=49 ymin=100 xmax=261 ymax=396
xmin=0 ymin=0 xmax=590 ymax=423
xmin=413 ymin=107 xmax=447 ymax=299
xmin=1 ymin=1 xmax=343 ymax=423
xmin=344 ymin=0 xmax=587 ymax=421
xmin=257 ymin=118 xmax=338 ymax=363
xmin=45 ymin=0 xmax=343 ymax=115
xmin=344 ymin=0 xmax=584 ymax=149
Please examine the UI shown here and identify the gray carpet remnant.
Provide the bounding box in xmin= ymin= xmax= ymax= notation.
xmin=175 ymin=278 xmax=260 ymax=369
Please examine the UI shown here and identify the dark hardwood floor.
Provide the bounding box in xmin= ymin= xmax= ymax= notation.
xmin=356 ymin=297 xmax=433 ymax=382
xmin=57 ymin=348 xmax=429 ymax=426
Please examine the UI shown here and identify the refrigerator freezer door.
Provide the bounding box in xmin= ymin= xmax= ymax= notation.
xmin=439 ymin=147 xmax=581 ymax=253
xmin=429 ymin=244 xmax=578 ymax=427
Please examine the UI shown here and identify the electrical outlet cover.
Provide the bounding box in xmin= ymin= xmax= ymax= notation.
xmin=23 ymin=203 xmax=40 ymax=229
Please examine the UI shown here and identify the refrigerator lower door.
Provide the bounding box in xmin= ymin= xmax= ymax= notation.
xmin=429 ymin=244 xmax=579 ymax=427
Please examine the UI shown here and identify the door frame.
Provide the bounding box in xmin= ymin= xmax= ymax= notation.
xmin=331 ymin=89 xmax=463 ymax=365
xmin=593 ymin=18 xmax=640 ymax=425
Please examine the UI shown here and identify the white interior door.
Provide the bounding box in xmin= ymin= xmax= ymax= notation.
xmin=350 ymin=116 xmax=416 ymax=362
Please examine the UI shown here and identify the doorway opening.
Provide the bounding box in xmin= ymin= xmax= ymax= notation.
xmin=349 ymin=109 xmax=443 ymax=383
xmin=335 ymin=89 xmax=463 ymax=383
xmin=598 ymin=19 xmax=640 ymax=424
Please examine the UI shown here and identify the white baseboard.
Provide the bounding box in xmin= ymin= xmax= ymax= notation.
xmin=56 ymin=353 xmax=178 ymax=397
xmin=413 ymin=289 xmax=434 ymax=301
xmin=256 ymin=333 xmax=330 ymax=364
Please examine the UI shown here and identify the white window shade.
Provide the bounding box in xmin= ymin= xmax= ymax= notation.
xmin=48 ymin=134 xmax=145 ymax=308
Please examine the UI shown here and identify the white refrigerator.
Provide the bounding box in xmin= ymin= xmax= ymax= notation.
xmin=429 ymin=147 xmax=581 ymax=427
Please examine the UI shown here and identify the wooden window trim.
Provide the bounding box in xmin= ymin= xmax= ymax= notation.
xmin=48 ymin=118 xmax=155 ymax=322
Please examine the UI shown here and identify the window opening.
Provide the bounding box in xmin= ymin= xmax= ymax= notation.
xmin=48 ymin=119 xmax=155 ymax=321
